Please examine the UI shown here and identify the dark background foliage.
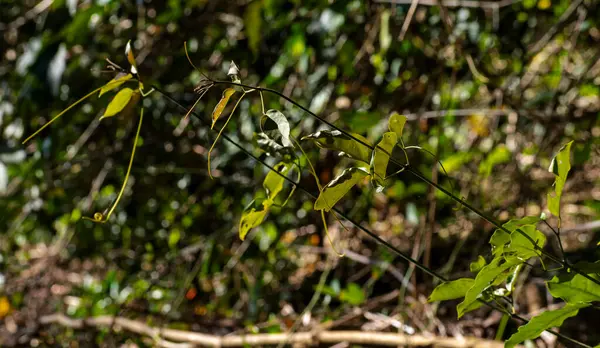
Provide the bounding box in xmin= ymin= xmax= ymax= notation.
xmin=0 ymin=0 xmax=599 ymax=346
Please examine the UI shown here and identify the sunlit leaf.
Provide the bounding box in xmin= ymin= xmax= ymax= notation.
xmin=99 ymin=73 xmax=133 ymax=97
xmin=470 ymin=256 xmax=487 ymax=274
xmin=457 ymin=256 xmax=520 ymax=318
xmin=125 ymin=40 xmax=138 ymax=75
xmin=168 ymin=229 xmax=181 ymax=249
xmin=479 ymin=144 xmax=511 ymax=178
xmin=302 ymin=130 xmax=372 ymax=164
xmin=504 ymin=224 xmax=546 ymax=262
xmin=489 ymin=216 xmax=540 ymax=256
xmin=211 ymin=88 xmax=236 ymax=129
xmin=339 ymin=283 xmax=365 ymax=305
xmin=428 ymin=278 xmax=474 ymax=302
xmin=505 ymin=303 xmax=588 ymax=348
xmin=263 ymin=162 xmax=291 ymax=200
xmin=547 ymin=261 xmax=600 ymax=303
xmin=370 ymin=132 xmax=397 ymax=192
xmin=314 ymin=167 xmax=369 ymax=211
xmin=388 ymin=112 xmax=407 ymax=139
xmin=239 ymin=199 xmax=270 ymax=241
xmin=101 ymin=88 xmax=135 ymax=119
xmin=547 ymin=141 xmax=573 ymax=222
xmin=261 ymin=109 xmax=292 ymax=148
xmin=244 ymin=1 xmax=262 ymax=57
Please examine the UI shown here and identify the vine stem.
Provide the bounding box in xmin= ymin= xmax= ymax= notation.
xmin=151 ymin=85 xmax=592 ymax=348
xmin=211 ymin=80 xmax=600 ymax=289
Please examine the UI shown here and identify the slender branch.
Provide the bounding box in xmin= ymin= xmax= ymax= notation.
xmin=39 ymin=313 xmax=514 ymax=348
xmin=151 ymin=85 xmax=592 ymax=348
xmin=543 ymin=219 xmax=566 ymax=262
xmin=210 ymin=79 xmax=600 ymax=289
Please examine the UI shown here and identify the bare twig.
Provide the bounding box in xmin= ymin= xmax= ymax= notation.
xmin=40 ymin=313 xmax=511 ymax=347
xmin=375 ymin=0 xmax=521 ymax=8
xmin=528 ymin=0 xmax=584 ymax=56
xmin=399 ymin=0 xmax=419 ymax=41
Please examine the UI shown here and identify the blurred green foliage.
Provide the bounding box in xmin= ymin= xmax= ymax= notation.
xmin=1 ymin=0 xmax=599 ymax=346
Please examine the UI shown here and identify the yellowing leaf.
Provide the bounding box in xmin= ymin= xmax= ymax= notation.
xmin=101 ymin=88 xmax=135 ymax=119
xmin=99 ymin=73 xmax=133 ymax=97
xmin=537 ymin=0 xmax=551 ymax=10
xmin=0 ymin=296 xmax=10 ymax=318
xmin=263 ymin=162 xmax=291 ymax=200
xmin=467 ymin=114 xmax=489 ymax=137
xmin=239 ymin=200 xmax=270 ymax=240
xmin=125 ymin=40 xmax=138 ymax=75
xmin=315 ymin=167 xmax=369 ymax=211
xmin=212 ymin=88 xmax=236 ymax=129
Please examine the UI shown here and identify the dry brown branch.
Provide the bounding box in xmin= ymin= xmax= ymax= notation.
xmin=403 ymin=108 xmax=512 ymax=120
xmin=374 ymin=0 xmax=521 ymax=9
xmin=399 ymin=0 xmax=419 ymax=41
xmin=40 ymin=313 xmax=510 ymax=347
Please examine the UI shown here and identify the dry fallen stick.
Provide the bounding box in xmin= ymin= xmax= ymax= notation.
xmin=374 ymin=0 xmax=522 ymax=9
xmin=40 ymin=313 xmax=512 ymax=347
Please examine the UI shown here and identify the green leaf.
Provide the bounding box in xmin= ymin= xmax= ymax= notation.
xmin=99 ymin=73 xmax=133 ymax=97
xmin=457 ymin=257 xmax=520 ymax=318
xmin=255 ymin=133 xmax=295 ymax=158
xmin=261 ymin=110 xmax=292 ymax=148
xmin=370 ymin=132 xmax=398 ymax=192
xmin=490 ymin=216 xmax=540 ymax=256
xmin=547 ymin=261 xmax=600 ymax=303
xmin=479 ymin=144 xmax=511 ymax=178
xmin=168 ymin=228 xmax=180 ymax=248
xmin=263 ymin=162 xmax=291 ymax=200
xmin=244 ymin=0 xmax=262 ymax=57
xmin=302 ymin=130 xmax=372 ymax=164
xmin=504 ymin=224 xmax=546 ymax=262
xmin=314 ymin=167 xmax=369 ymax=211
xmin=429 ymin=278 xmax=474 ymax=302
xmin=505 ymin=303 xmax=588 ymax=348
xmin=212 ymin=88 xmax=236 ymax=129
xmin=339 ymin=283 xmax=365 ymax=305
xmin=547 ymin=141 xmax=573 ymax=220
xmin=388 ymin=112 xmax=407 ymax=139
xmin=470 ymin=256 xmax=487 ymax=274
xmin=101 ymin=88 xmax=135 ymax=119
xmin=239 ymin=199 xmax=270 ymax=241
